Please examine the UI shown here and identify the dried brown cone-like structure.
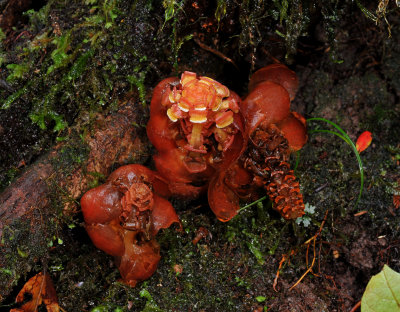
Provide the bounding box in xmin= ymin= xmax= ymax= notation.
xmin=243 ymin=124 xmax=305 ymax=219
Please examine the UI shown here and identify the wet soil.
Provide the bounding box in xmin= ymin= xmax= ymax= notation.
xmin=0 ymin=1 xmax=400 ymax=311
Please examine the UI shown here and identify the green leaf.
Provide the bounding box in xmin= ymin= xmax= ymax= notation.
xmin=256 ymin=296 xmax=266 ymax=303
xmin=0 ymin=27 xmax=6 ymax=41
xmin=361 ymin=265 xmax=400 ymax=312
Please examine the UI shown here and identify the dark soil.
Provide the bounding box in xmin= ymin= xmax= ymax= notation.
xmin=1 ymin=1 xmax=400 ymax=311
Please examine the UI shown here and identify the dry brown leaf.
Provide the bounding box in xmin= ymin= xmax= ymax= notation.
xmin=10 ymin=272 xmax=59 ymax=312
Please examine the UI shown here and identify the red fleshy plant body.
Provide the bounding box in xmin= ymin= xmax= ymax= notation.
xmin=81 ymin=164 xmax=179 ymax=287
xmin=147 ymin=64 xmax=307 ymax=221
xmin=81 ymin=64 xmax=307 ymax=286
xmin=147 ymin=72 xmax=246 ymax=221
xmin=146 ymin=75 xmax=245 ymax=195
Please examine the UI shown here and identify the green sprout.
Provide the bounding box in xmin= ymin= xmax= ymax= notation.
xmin=295 ymin=203 xmax=316 ymax=227
xmin=256 ymin=295 xmax=267 ymax=303
xmin=307 ymin=117 xmax=364 ymax=207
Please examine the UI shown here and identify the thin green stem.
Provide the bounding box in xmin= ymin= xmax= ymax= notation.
xmin=238 ymin=196 xmax=267 ymax=213
xmin=307 ymin=118 xmax=364 ymax=207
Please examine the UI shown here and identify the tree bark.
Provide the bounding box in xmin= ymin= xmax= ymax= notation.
xmin=0 ymin=98 xmax=149 ymax=238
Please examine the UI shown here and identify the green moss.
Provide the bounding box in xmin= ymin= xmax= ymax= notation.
xmin=127 ymin=67 xmax=148 ymax=107
xmin=6 ymin=63 xmax=30 ymax=81
xmin=162 ymin=0 xmax=181 ymax=25
xmin=273 ymin=0 xmax=289 ymax=24
xmin=238 ymin=0 xmax=263 ymax=53
xmin=1 ymin=0 xmax=159 ymax=134
xmin=284 ymin=0 xmax=310 ymax=61
xmin=139 ymin=289 xmax=164 ymax=312
xmin=162 ymin=1 xmax=193 ymax=73
xmin=215 ymin=0 xmax=227 ymax=25
xmin=23 ymin=3 xmax=52 ymax=31
xmin=47 ymin=32 xmax=72 ymax=74
xmin=69 ymin=49 xmax=96 ymax=80
xmin=0 ymin=214 xmax=60 ymax=296
xmin=51 ymin=137 xmax=90 ymax=177
xmin=1 ymin=83 xmax=30 ymax=109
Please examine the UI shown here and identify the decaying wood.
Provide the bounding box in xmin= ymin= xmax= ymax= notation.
xmin=0 ymin=98 xmax=149 ymax=238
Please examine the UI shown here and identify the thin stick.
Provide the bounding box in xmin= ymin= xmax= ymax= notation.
xmin=194 ymin=38 xmax=239 ymax=70
xmin=290 ymin=238 xmax=317 ymax=291
xmin=273 ymin=254 xmax=287 ymax=292
xmin=349 ymin=300 xmax=361 ymax=312
xmin=260 ymin=47 xmax=281 ymax=64
xmin=289 ymin=210 xmax=329 ymax=290
xmin=238 ymin=196 xmax=267 ymax=213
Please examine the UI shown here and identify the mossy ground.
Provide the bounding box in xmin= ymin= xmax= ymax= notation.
xmin=1 ymin=1 xmax=400 ymax=311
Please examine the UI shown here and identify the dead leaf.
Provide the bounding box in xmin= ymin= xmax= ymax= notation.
xmin=10 ymin=272 xmax=60 ymax=312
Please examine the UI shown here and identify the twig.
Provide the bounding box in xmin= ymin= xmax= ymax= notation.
xmin=238 ymin=196 xmax=266 ymax=213
xmin=14 ymin=30 xmax=32 ymax=41
xmin=353 ymin=210 xmax=367 ymax=217
xmin=314 ymin=182 xmax=329 ymax=193
xmin=260 ymin=47 xmax=281 ymax=64
xmin=193 ymin=38 xmax=239 ymax=70
xmin=273 ymin=254 xmax=287 ymax=292
xmin=349 ymin=300 xmax=361 ymax=312
xmin=273 ymin=249 xmax=295 ymax=291
xmin=289 ymin=210 xmax=329 ymax=290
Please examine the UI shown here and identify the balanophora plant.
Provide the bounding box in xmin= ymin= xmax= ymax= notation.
xmin=81 ymin=64 xmax=308 ymax=286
